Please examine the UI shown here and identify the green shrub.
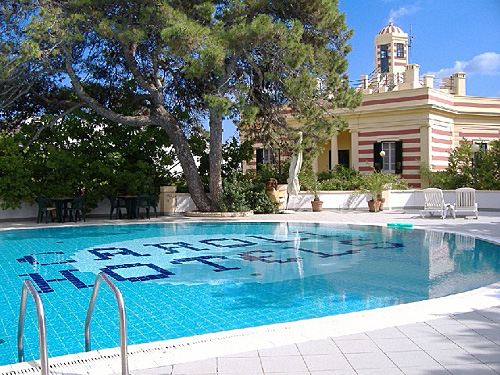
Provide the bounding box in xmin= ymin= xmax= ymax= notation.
xmin=220 ymin=173 xmax=278 ymax=214
xmin=317 ymin=166 xmax=363 ymax=191
xmin=421 ymin=140 xmax=500 ymax=190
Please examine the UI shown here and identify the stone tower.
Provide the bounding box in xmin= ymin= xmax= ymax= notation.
xmin=374 ymin=22 xmax=408 ymax=75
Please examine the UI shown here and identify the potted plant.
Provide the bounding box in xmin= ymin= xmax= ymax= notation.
xmin=301 ymin=170 xmax=323 ymax=212
xmin=359 ymin=171 xmax=388 ymax=212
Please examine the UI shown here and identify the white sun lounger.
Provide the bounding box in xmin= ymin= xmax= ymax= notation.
xmin=453 ymin=187 xmax=479 ymax=219
xmin=420 ymin=188 xmax=454 ymax=219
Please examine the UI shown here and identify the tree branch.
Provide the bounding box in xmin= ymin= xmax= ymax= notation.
xmin=121 ymin=42 xmax=164 ymax=106
xmin=151 ymin=49 xmax=163 ymax=90
xmin=21 ymin=103 xmax=82 ymax=149
xmin=63 ymin=45 xmax=154 ymax=127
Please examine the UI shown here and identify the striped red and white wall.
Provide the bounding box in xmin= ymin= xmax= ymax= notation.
xmin=357 ymin=128 xmax=422 ymax=188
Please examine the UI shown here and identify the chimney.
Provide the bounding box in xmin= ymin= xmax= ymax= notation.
xmin=423 ymin=75 xmax=434 ymax=88
xmin=405 ymin=64 xmax=421 ymax=88
xmin=452 ymin=72 xmax=466 ymax=96
xmin=400 ymin=64 xmax=422 ymax=90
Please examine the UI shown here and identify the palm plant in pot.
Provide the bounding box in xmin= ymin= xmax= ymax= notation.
xmin=359 ymin=171 xmax=389 ymax=212
xmin=300 ymin=170 xmax=323 ymax=212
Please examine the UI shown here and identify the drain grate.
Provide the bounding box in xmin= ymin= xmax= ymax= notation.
xmin=1 ymin=325 xmax=292 ymax=375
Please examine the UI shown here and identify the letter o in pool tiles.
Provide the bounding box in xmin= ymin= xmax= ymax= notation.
xmin=101 ymin=263 xmax=174 ymax=282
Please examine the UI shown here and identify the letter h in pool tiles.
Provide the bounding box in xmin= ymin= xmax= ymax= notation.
xmin=18 ymin=269 xmax=93 ymax=294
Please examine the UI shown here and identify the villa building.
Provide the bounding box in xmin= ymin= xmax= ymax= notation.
xmin=244 ymin=23 xmax=500 ymax=188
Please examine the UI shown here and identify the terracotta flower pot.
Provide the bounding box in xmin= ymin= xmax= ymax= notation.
xmin=378 ymin=197 xmax=385 ymax=211
xmin=311 ymin=200 xmax=323 ymax=212
xmin=266 ymin=178 xmax=278 ymax=191
xmin=368 ymin=199 xmax=381 ymax=212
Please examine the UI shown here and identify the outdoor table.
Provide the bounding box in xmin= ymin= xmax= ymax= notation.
xmin=49 ymin=197 xmax=74 ymax=222
xmin=117 ymin=196 xmax=138 ymax=219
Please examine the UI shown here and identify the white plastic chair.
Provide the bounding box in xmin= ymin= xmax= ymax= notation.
xmin=454 ymin=187 xmax=478 ymax=219
xmin=420 ymin=188 xmax=454 ymax=219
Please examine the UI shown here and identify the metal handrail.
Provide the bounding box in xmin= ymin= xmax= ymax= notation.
xmin=85 ymin=272 xmax=128 ymax=375
xmin=17 ymin=280 xmax=49 ymax=375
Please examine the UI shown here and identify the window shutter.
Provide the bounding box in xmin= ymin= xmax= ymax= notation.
xmin=373 ymin=142 xmax=382 ymax=171
xmin=256 ymin=149 xmax=264 ymax=171
xmin=395 ymin=141 xmax=403 ymax=174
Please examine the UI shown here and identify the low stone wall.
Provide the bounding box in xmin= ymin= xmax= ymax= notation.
xmin=2 ymin=188 xmax=500 ymax=221
xmin=157 ymin=188 xmax=500 ymax=213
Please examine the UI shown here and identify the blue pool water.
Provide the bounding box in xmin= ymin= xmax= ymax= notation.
xmin=1 ymin=222 xmax=499 ymax=366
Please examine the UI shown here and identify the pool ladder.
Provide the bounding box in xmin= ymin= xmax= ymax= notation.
xmin=17 ymin=272 xmax=129 ymax=375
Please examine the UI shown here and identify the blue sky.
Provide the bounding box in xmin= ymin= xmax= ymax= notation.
xmin=222 ymin=0 xmax=500 ymax=140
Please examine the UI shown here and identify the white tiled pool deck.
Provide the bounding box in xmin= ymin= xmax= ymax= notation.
xmin=1 ymin=209 xmax=500 ymax=375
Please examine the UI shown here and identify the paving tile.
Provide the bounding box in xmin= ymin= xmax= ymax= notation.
xmin=426 ymin=348 xmax=481 ymax=366
xmin=477 ymin=307 xmax=500 ymax=324
xmin=334 ymin=332 xmax=369 ymax=340
xmin=302 ymin=354 xmax=352 ymax=371
xmin=473 ymin=328 xmax=500 ymax=340
xmin=431 ymin=322 xmax=473 ymax=337
xmin=459 ymin=345 xmax=500 ymax=363
xmin=221 ymin=350 xmax=260 ymax=358
xmin=410 ymin=335 xmax=459 ymax=350
xmin=217 ymin=357 xmax=263 ymax=374
xmin=426 ymin=317 xmax=464 ymax=327
xmin=310 ymin=371 xmax=357 ymax=375
xmin=400 ymin=365 xmax=450 ymax=375
xmin=261 ymin=355 xmax=308 ymax=373
xmin=452 ymin=311 xmax=495 ymax=324
xmin=297 ymin=340 xmax=341 ymax=355
xmin=385 ymin=350 xmax=439 ymax=368
xmin=487 ymin=362 xmax=500 ymax=372
xmin=344 ymin=352 xmax=396 ymax=370
xmin=450 ymin=334 xmax=497 ymax=350
xmin=171 ymin=358 xmax=216 ymax=375
xmin=445 ymin=363 xmax=499 ymax=375
xmin=368 ymin=338 xmax=420 ymax=352
xmin=334 ymin=339 xmax=381 ymax=354
xmin=259 ymin=345 xmax=301 ymax=357
xmin=355 ymin=369 xmax=404 ymax=375
xmin=134 ymin=366 xmax=172 ymax=375
xmin=366 ymin=327 xmax=407 ymax=339
xmin=396 ymin=323 xmax=439 ymax=338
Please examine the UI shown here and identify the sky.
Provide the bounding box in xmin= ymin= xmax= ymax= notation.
xmin=222 ymin=0 xmax=500 ymax=140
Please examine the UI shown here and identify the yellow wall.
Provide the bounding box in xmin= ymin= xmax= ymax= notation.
xmin=338 ymin=131 xmax=351 ymax=150
xmin=317 ymin=140 xmax=331 ymax=172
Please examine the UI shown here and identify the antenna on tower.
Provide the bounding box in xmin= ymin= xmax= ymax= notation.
xmin=408 ymin=24 xmax=414 ymax=63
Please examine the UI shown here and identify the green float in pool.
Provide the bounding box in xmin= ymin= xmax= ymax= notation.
xmin=387 ymin=223 xmax=414 ymax=229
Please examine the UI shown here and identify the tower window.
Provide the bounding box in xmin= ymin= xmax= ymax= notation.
xmin=396 ymin=43 xmax=405 ymax=58
xmin=380 ymin=46 xmax=388 ymax=59
xmin=380 ymin=44 xmax=389 ymax=73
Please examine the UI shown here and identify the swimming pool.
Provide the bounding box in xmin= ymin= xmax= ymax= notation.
xmin=1 ymin=221 xmax=499 ymax=366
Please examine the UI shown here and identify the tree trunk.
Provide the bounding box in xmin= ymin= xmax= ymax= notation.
xmin=157 ymin=115 xmax=213 ymax=212
xmin=208 ymin=108 xmax=223 ymax=210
